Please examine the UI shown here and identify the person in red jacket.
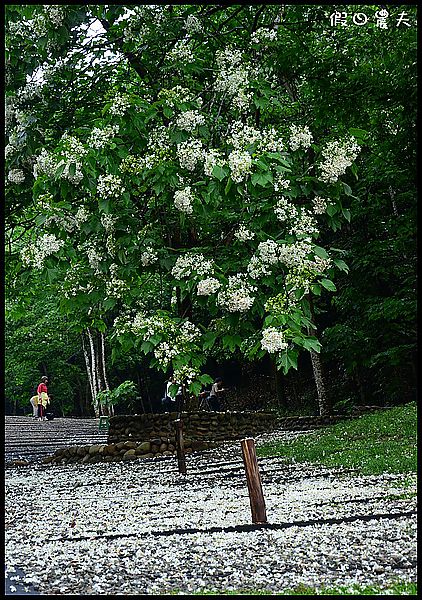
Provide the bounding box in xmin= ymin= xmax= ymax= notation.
xmin=37 ymin=376 xmax=49 ymax=421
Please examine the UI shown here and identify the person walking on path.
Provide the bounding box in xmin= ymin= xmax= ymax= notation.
xmin=37 ymin=376 xmax=50 ymax=421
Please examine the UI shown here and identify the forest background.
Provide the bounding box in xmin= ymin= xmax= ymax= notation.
xmin=4 ymin=4 xmax=417 ymax=417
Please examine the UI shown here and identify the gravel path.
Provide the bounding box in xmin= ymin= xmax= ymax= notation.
xmin=5 ymin=430 xmax=417 ymax=595
xmin=5 ymin=416 xmax=108 ymax=464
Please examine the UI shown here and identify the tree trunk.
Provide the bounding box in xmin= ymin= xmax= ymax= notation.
xmin=87 ymin=328 xmax=101 ymax=417
xmin=82 ymin=333 xmax=95 ymax=411
xmin=309 ymin=349 xmax=330 ymax=416
xmin=307 ymin=294 xmax=331 ymax=416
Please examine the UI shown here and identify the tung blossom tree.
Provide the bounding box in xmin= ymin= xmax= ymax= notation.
xmin=5 ymin=5 xmax=363 ymax=415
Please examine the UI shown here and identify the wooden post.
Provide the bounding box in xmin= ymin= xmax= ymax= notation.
xmin=174 ymin=418 xmax=187 ymax=475
xmin=241 ymin=438 xmax=267 ymax=524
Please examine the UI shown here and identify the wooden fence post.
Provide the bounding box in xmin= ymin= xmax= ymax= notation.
xmin=174 ymin=418 xmax=187 ymax=475
xmin=240 ymin=437 xmax=267 ymax=524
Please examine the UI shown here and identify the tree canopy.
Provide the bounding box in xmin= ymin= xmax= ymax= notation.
xmin=5 ymin=5 xmax=417 ymax=414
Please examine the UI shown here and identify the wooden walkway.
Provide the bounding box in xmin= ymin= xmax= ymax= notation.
xmin=5 ymin=416 xmax=108 ymax=464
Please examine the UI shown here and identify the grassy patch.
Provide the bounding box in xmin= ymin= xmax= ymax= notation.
xmin=168 ymin=580 xmax=417 ymax=595
xmin=257 ymin=402 xmax=417 ymax=475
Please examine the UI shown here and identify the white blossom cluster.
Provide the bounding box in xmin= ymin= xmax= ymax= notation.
xmin=105 ymin=264 xmax=127 ymax=299
xmin=171 ymin=253 xmax=213 ymax=279
xmin=167 ymin=40 xmax=194 ymax=63
xmin=86 ymin=246 xmax=103 ymax=274
xmin=234 ymin=224 xmax=255 ymax=241
xmin=7 ymin=169 xmax=25 ymax=184
xmin=217 ymin=274 xmax=256 ymax=312
xmin=197 ymin=277 xmax=221 ymax=296
xmin=251 ymin=28 xmax=278 ymax=44
xmin=173 ymin=365 xmax=200 ymax=385
xmin=88 ymin=125 xmax=119 ymax=150
xmin=97 ymin=174 xmax=125 ymax=199
xmin=158 ymin=86 xmax=194 ymax=108
xmin=75 ymin=207 xmax=89 ymax=225
xmin=214 ymin=47 xmax=251 ymax=108
xmin=289 ymin=124 xmax=313 ymax=151
xmin=185 ymin=14 xmax=203 ymax=34
xmin=228 ymin=150 xmax=252 ymax=183
xmin=100 ymin=214 xmax=117 ymax=232
xmin=318 ymin=137 xmax=360 ymax=183
xmin=273 ymin=174 xmax=290 ymax=192
xmin=248 ymin=239 xmax=281 ymax=279
xmin=261 ymin=327 xmax=288 ymax=353
xmin=174 ymin=186 xmax=194 ymax=214
xmin=5 ymin=144 xmax=16 ymax=160
xmin=177 ymin=139 xmax=203 ymax=171
xmin=140 ymin=247 xmax=158 ymax=266
xmin=176 ymin=110 xmax=205 ymax=132
xmin=20 ymin=233 xmax=65 ymax=269
xmin=33 ymin=149 xmax=57 ymax=178
xmin=44 ymin=212 xmax=77 ymax=233
xmin=109 ymin=93 xmax=131 ymax=116
xmin=288 ymin=210 xmax=319 ymax=240
xmin=258 ymin=127 xmax=284 ymax=153
xmin=204 ymin=149 xmax=226 ymax=177
xmin=227 ymin=121 xmax=261 ymax=150
xmin=278 ymin=240 xmax=313 ymax=269
xmin=114 ymin=311 xmax=201 ymax=369
xmin=274 ymin=196 xmax=298 ymax=222
xmin=312 ymin=196 xmax=328 ymax=214
xmin=307 ymin=255 xmax=332 ymax=274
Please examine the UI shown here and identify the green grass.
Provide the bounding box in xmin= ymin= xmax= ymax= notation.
xmin=256 ymin=402 xmax=417 ymax=475
xmin=168 ymin=580 xmax=417 ymax=595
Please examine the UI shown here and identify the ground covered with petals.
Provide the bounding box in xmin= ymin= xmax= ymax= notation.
xmin=5 ymin=432 xmax=417 ymax=595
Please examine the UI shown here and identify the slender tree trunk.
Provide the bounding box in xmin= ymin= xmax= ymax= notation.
xmin=87 ymin=328 xmax=100 ymax=417
xmin=309 ymin=349 xmax=330 ymax=416
xmin=100 ymin=332 xmax=113 ymax=416
xmin=82 ymin=333 xmax=95 ymax=412
xmin=307 ymin=295 xmax=331 ymax=416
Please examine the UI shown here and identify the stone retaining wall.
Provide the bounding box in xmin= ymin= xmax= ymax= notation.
xmin=107 ymin=411 xmax=354 ymax=445
xmin=43 ymin=438 xmax=218 ymax=465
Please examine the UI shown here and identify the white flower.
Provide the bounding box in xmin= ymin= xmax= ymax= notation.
xmin=88 ymin=125 xmax=119 ymax=150
xmin=168 ymin=40 xmax=194 ymax=63
xmin=197 ymin=277 xmax=221 ymax=295
xmin=172 ymin=254 xmax=213 ymax=279
xmin=8 ymin=169 xmax=25 ymax=184
xmin=174 ymin=186 xmax=194 ymax=214
xmin=312 ymin=196 xmax=328 ymax=215
xmin=261 ymin=327 xmax=288 ymax=353
xmin=318 ymin=137 xmax=360 ymax=183
xmin=176 ymin=110 xmax=205 ymax=132
xmin=141 ymin=247 xmax=158 ymax=267
xmin=214 ymin=48 xmax=249 ymax=97
xmin=228 ymin=150 xmax=252 ymax=183
xmin=109 ymin=94 xmax=131 ymax=116
xmin=204 ymin=149 xmax=225 ymax=177
xmin=185 ymin=14 xmax=203 ymax=34
xmin=97 ymin=174 xmax=125 ymax=199
xmin=227 ymin=121 xmax=261 ymax=150
xmin=234 ymin=224 xmax=255 ymax=242
xmin=288 ymin=210 xmax=319 ymax=240
xmin=75 ymin=207 xmax=89 ymax=225
xmin=20 ymin=233 xmax=65 ymax=269
xmin=273 ymin=174 xmax=290 ymax=192
xmin=177 ymin=139 xmax=204 ymax=171
xmin=251 ymin=28 xmax=278 ymax=44
xmin=289 ymin=125 xmax=313 ymax=151
xmin=217 ymin=274 xmax=256 ymax=312
xmin=274 ymin=196 xmax=298 ymax=222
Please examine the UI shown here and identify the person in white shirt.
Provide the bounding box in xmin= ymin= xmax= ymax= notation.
xmin=208 ymin=377 xmax=226 ymax=411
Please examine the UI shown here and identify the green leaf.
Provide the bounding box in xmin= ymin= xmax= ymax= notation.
xmin=320 ymin=278 xmax=337 ymax=292
xmin=311 ymin=284 xmax=322 ymax=296
xmin=342 ymin=207 xmax=351 ymax=222
xmin=342 ymin=182 xmax=353 ymax=196
xmin=333 ymin=258 xmax=349 ymax=273
xmin=211 ymin=164 xmax=227 ymax=181
xmin=313 ymin=246 xmax=329 ymax=259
